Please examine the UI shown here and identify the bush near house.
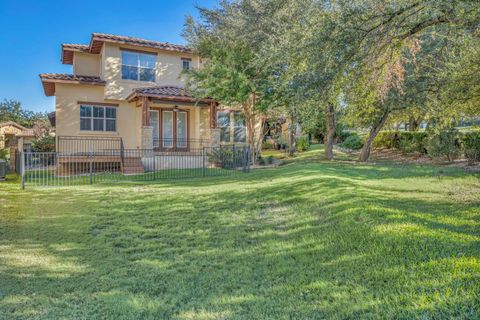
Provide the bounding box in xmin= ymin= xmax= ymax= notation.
xmin=31 ymin=135 xmax=55 ymax=152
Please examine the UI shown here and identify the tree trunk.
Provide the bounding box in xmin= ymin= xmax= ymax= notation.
xmin=359 ymin=107 xmax=390 ymax=162
xmin=408 ymin=116 xmax=420 ymax=131
xmin=288 ymin=118 xmax=296 ymax=156
xmin=324 ymin=103 xmax=335 ymax=160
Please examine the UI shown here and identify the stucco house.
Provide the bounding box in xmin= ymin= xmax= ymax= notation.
xmin=0 ymin=121 xmax=35 ymax=152
xmin=40 ymin=33 xmax=248 ymax=155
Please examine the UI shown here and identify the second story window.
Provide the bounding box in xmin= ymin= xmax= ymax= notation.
xmin=121 ymin=51 xmax=156 ymax=82
xmin=182 ymin=58 xmax=191 ymax=71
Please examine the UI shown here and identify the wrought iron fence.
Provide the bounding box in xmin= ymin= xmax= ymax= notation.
xmin=20 ymin=145 xmax=250 ymax=189
xmin=153 ymin=138 xmax=210 ymax=151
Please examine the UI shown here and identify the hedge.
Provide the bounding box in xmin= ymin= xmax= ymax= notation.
xmin=373 ymin=131 xmax=428 ymax=153
xmin=463 ymin=131 xmax=480 ymax=162
xmin=373 ymin=130 xmax=480 ymax=162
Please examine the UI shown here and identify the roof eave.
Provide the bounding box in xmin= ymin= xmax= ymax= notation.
xmin=127 ymin=92 xmax=214 ymax=104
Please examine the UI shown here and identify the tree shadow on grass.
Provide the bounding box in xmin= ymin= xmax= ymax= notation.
xmin=1 ymin=164 xmax=479 ymax=319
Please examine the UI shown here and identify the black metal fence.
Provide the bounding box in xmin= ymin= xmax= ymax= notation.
xmin=20 ymin=145 xmax=250 ymax=189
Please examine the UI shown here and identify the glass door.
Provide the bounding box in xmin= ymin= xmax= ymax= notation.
xmin=162 ymin=110 xmax=174 ymax=148
xmin=149 ymin=110 xmax=159 ymax=148
xmin=177 ymin=111 xmax=188 ymax=148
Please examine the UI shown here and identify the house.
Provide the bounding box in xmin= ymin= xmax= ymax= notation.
xmin=0 ymin=121 xmax=35 ymax=152
xmin=40 ymin=33 xmax=248 ymax=155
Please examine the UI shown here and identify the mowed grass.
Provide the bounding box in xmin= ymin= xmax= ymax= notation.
xmin=1 ymin=147 xmax=479 ymax=319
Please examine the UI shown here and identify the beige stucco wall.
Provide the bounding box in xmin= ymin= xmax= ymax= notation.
xmin=73 ymin=52 xmax=100 ymax=76
xmin=54 ymin=83 xmax=211 ymax=150
xmin=55 ymin=83 xmax=139 ymax=150
xmin=101 ymin=43 xmax=201 ymax=100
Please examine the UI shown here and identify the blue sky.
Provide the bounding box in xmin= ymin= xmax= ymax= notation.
xmin=0 ymin=0 xmax=218 ymax=113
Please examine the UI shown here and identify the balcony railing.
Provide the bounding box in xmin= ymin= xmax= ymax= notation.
xmin=153 ymin=138 xmax=211 ymax=151
xmin=57 ymin=136 xmax=123 ymax=154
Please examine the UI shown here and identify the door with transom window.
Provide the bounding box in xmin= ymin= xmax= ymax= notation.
xmin=150 ymin=109 xmax=188 ymax=150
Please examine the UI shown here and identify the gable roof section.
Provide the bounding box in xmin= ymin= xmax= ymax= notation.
xmin=39 ymin=74 xmax=106 ymax=96
xmin=126 ymin=85 xmax=214 ymax=104
xmin=0 ymin=121 xmax=27 ymax=131
xmin=62 ymin=33 xmax=192 ymax=65
xmin=0 ymin=121 xmax=35 ymax=137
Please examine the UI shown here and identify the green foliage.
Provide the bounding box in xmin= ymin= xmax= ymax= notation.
xmin=374 ymin=131 xmax=428 ymax=153
xmin=207 ymin=147 xmax=244 ymax=169
xmin=262 ymin=141 xmax=274 ymax=150
xmin=295 ymin=136 xmax=310 ymax=152
xmin=425 ymin=128 xmax=462 ymax=162
xmin=0 ymin=147 xmax=9 ymax=160
xmin=0 ymin=99 xmax=47 ymax=127
xmin=31 ymin=135 xmax=55 ymax=152
xmin=340 ymin=133 xmax=364 ymax=150
xmin=463 ymin=132 xmax=480 ymax=162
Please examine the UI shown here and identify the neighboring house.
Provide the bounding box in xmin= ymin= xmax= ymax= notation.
xmin=40 ymin=33 xmax=248 ymax=154
xmin=0 ymin=121 xmax=35 ymax=152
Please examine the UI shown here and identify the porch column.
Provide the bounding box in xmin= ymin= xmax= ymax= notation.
xmin=140 ymin=97 xmax=153 ymax=150
xmin=209 ymin=102 xmax=221 ymax=148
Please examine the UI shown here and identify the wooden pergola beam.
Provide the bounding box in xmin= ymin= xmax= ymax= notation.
xmin=141 ymin=96 xmax=150 ymax=126
xmin=209 ymin=102 xmax=217 ymax=128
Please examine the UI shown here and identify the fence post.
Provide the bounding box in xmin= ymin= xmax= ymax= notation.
xmin=232 ymin=144 xmax=235 ymax=170
xmin=21 ymin=151 xmax=25 ymax=190
xmin=242 ymin=146 xmax=247 ymax=173
xmin=89 ymin=151 xmax=93 ymax=184
xmin=202 ymin=147 xmax=206 ymax=177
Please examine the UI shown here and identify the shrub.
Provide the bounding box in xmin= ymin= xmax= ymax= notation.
xmin=32 ymin=135 xmax=55 ymax=152
xmin=340 ymin=133 xmax=363 ymax=150
xmin=374 ymin=131 xmax=427 ymax=153
xmin=336 ymin=130 xmax=356 ymax=142
xmin=463 ymin=131 xmax=480 ymax=162
xmin=296 ymin=136 xmax=310 ymax=152
xmin=262 ymin=141 xmax=274 ymax=150
xmin=267 ymin=156 xmax=274 ymax=164
xmin=425 ymin=128 xmax=462 ymax=162
xmin=207 ymin=147 xmax=244 ymax=168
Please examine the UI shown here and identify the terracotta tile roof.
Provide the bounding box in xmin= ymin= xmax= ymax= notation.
xmin=127 ymin=86 xmax=213 ymax=104
xmin=17 ymin=129 xmax=35 ymax=137
xmin=61 ymin=33 xmax=192 ymax=64
xmin=39 ymin=74 xmax=106 ymax=96
xmin=90 ymin=33 xmax=191 ymax=54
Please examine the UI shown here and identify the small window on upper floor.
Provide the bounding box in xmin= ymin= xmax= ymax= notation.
xmin=182 ymin=58 xmax=191 ymax=71
xmin=121 ymin=50 xmax=156 ymax=82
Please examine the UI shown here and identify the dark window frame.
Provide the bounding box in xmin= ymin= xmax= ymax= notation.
xmin=80 ymin=105 xmax=117 ymax=132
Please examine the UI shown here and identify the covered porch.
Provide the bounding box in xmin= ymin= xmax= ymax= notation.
xmin=127 ymin=86 xmax=221 ymax=151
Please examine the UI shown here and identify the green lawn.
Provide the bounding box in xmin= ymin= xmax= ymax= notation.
xmin=1 ymin=147 xmax=479 ymax=319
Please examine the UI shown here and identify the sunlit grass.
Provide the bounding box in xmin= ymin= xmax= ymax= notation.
xmin=0 ymin=148 xmax=479 ymax=319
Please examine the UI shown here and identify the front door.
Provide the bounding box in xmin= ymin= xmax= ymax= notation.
xmin=160 ymin=109 xmax=188 ymax=150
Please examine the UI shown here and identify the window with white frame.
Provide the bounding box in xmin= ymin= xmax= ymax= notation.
xmin=182 ymin=58 xmax=191 ymax=70
xmin=80 ymin=105 xmax=116 ymax=132
xmin=121 ymin=50 xmax=156 ymax=82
